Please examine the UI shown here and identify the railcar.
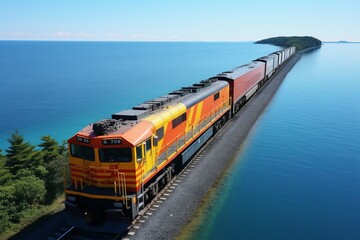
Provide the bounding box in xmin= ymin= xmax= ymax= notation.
xmin=64 ymin=46 xmax=296 ymax=233
xmin=276 ymin=50 xmax=285 ymax=65
xmin=211 ymin=61 xmax=265 ymax=115
xmin=268 ymin=53 xmax=279 ymax=70
xmin=290 ymin=46 xmax=296 ymax=55
xmin=255 ymin=56 xmax=275 ymax=80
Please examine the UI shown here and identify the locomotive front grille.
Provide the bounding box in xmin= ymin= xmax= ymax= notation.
xmin=67 ymin=164 xmax=128 ymax=198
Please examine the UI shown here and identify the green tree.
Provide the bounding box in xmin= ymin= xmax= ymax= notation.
xmin=34 ymin=165 xmax=48 ymax=180
xmin=14 ymin=168 xmax=34 ymax=178
xmin=58 ymin=140 xmax=68 ymax=156
xmin=0 ymin=185 xmax=18 ymax=230
xmin=13 ymin=175 xmax=46 ymax=207
xmin=0 ymin=208 xmax=10 ymax=233
xmin=44 ymin=157 xmax=66 ymax=203
xmin=0 ymin=149 xmax=12 ymax=185
xmin=0 ymin=171 xmax=47 ymax=234
xmin=38 ymin=135 xmax=59 ymax=164
xmin=38 ymin=135 xmax=67 ymax=202
xmin=0 ymin=133 xmax=69 ymax=234
xmin=5 ymin=132 xmax=43 ymax=176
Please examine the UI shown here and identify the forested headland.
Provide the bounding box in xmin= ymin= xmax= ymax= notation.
xmin=255 ymin=36 xmax=322 ymax=51
xmin=0 ymin=132 xmax=67 ymax=235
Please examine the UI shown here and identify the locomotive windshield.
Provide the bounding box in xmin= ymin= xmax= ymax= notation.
xmin=70 ymin=144 xmax=95 ymax=161
xmin=99 ymin=148 xmax=132 ymax=162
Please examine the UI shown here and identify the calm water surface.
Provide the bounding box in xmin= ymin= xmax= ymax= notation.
xmin=0 ymin=41 xmax=278 ymax=149
xmin=2 ymin=42 xmax=358 ymax=239
xmin=186 ymin=44 xmax=360 ymax=239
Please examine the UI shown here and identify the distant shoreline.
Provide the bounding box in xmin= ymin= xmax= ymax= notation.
xmin=1 ymin=39 xmax=359 ymax=44
xmin=323 ymin=41 xmax=360 ymax=43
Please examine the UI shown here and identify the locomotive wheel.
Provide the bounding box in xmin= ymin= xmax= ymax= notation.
xmin=150 ymin=182 xmax=159 ymax=197
xmin=166 ymin=168 xmax=172 ymax=183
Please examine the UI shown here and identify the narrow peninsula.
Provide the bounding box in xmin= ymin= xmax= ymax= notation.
xmin=255 ymin=36 xmax=322 ymax=51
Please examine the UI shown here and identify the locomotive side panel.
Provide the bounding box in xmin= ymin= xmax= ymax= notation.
xmin=129 ymin=81 xmax=230 ymax=189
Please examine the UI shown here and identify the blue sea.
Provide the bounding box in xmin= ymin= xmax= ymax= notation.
xmin=1 ymin=42 xmax=359 ymax=240
xmin=186 ymin=43 xmax=360 ymax=239
xmin=0 ymin=41 xmax=278 ymax=150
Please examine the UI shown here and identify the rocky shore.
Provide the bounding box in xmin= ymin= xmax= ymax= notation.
xmin=128 ymin=52 xmax=304 ymax=240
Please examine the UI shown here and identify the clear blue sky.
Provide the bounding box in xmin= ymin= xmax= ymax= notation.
xmin=1 ymin=0 xmax=359 ymax=42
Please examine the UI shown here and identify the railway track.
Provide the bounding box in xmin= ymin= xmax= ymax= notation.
xmin=49 ymin=225 xmax=122 ymax=240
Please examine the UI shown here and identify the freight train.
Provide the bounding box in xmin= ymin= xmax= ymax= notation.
xmin=64 ymin=46 xmax=296 ymax=232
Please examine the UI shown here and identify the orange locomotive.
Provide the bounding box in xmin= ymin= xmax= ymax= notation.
xmin=65 ymin=78 xmax=231 ymax=231
xmin=64 ymin=47 xmax=295 ymax=232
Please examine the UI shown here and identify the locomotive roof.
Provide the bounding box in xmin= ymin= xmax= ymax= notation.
xmin=80 ymin=78 xmax=229 ymax=137
xmin=112 ymin=79 xmax=228 ymax=121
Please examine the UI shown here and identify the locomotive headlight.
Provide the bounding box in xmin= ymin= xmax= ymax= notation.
xmin=68 ymin=196 xmax=76 ymax=202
